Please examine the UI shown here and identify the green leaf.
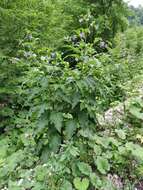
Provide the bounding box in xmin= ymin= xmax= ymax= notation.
xmin=61 ymin=180 xmax=73 ymax=190
xmin=73 ymin=177 xmax=89 ymax=190
xmin=37 ymin=116 xmax=49 ymax=128
xmin=41 ymin=134 xmax=61 ymax=162
xmin=90 ymin=173 xmax=102 ymax=188
xmin=35 ymin=165 xmax=48 ymax=182
xmin=72 ymin=92 xmax=80 ymax=108
xmin=93 ymin=144 xmax=102 ymax=155
xmin=125 ymin=142 xmax=143 ymax=161
xmin=77 ymin=162 xmax=92 ymax=176
xmin=50 ymin=112 xmax=63 ymax=133
xmin=65 ymin=120 xmax=77 ymax=139
xmin=49 ymin=134 xmax=61 ymax=152
xmin=115 ymin=129 xmax=126 ymax=140
xmin=129 ymin=106 xmax=143 ymax=120
xmin=32 ymin=182 xmax=45 ymax=190
xmin=69 ymin=146 xmax=79 ymax=157
xmin=95 ymin=156 xmax=110 ymax=174
xmin=37 ymin=104 xmax=47 ymax=118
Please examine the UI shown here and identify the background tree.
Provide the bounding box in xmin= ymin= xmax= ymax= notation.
xmin=0 ymin=0 xmax=88 ymax=56
xmin=128 ymin=5 xmax=143 ymax=25
xmin=84 ymin=0 xmax=129 ymax=41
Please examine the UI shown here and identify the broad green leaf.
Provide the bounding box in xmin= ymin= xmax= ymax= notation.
xmin=35 ymin=166 xmax=47 ymax=182
xmin=65 ymin=120 xmax=77 ymax=139
xmin=95 ymin=136 xmax=110 ymax=148
xmin=41 ymin=134 xmax=61 ymax=162
xmin=61 ymin=180 xmax=73 ymax=190
xmin=32 ymin=182 xmax=45 ymax=190
xmin=6 ymin=150 xmax=24 ymax=172
xmin=95 ymin=156 xmax=110 ymax=174
xmin=49 ymin=134 xmax=61 ymax=152
xmin=93 ymin=144 xmax=102 ymax=155
xmin=90 ymin=173 xmax=102 ymax=188
xmin=50 ymin=112 xmax=63 ymax=133
xmin=77 ymin=162 xmax=92 ymax=176
xmin=108 ymin=137 xmax=120 ymax=147
xmin=37 ymin=104 xmax=47 ymax=118
xmin=72 ymin=92 xmax=80 ymax=109
xmin=37 ymin=117 xmax=49 ymax=128
xmin=125 ymin=142 xmax=143 ymax=161
xmin=129 ymin=106 xmax=143 ymax=120
xmin=8 ymin=180 xmax=22 ymax=190
xmin=73 ymin=177 xmax=89 ymax=190
xmin=115 ymin=129 xmax=126 ymax=140
xmin=69 ymin=146 xmax=79 ymax=157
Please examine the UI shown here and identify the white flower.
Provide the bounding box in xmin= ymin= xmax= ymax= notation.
xmin=100 ymin=41 xmax=106 ymax=48
xmin=80 ymin=32 xmax=85 ymax=39
xmin=79 ymin=18 xmax=83 ymax=23
xmin=17 ymin=179 xmax=24 ymax=186
xmin=48 ymin=172 xmax=52 ymax=176
xmin=28 ymin=34 xmax=33 ymax=40
xmin=25 ymin=133 xmax=30 ymax=138
xmin=28 ymin=177 xmax=32 ymax=181
xmin=32 ymin=53 xmax=37 ymax=58
xmin=41 ymin=56 xmax=46 ymax=61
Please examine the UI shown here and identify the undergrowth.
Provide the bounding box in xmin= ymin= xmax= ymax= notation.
xmin=0 ymin=3 xmax=143 ymax=190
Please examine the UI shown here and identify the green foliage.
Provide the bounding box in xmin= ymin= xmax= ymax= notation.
xmin=89 ymin=0 xmax=129 ymax=40
xmin=95 ymin=156 xmax=110 ymax=174
xmin=1 ymin=0 xmax=143 ymax=189
xmin=0 ymin=28 xmax=143 ymax=189
xmin=129 ymin=5 xmax=143 ymax=26
xmin=74 ymin=177 xmax=89 ymax=190
xmin=0 ymin=0 xmax=88 ymax=55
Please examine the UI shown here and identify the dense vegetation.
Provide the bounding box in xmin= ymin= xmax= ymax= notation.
xmin=129 ymin=5 xmax=143 ymax=25
xmin=0 ymin=0 xmax=143 ymax=189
